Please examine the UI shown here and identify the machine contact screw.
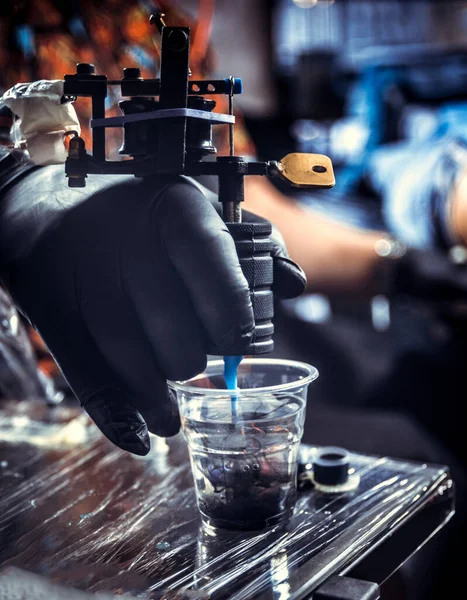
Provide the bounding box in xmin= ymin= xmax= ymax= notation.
xmin=123 ymin=68 xmax=142 ymax=79
xmin=76 ymin=63 xmax=95 ymax=75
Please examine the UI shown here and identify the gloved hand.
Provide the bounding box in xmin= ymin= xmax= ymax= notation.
xmin=0 ymin=166 xmax=305 ymax=455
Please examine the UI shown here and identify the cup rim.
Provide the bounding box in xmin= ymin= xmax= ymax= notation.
xmin=167 ymin=358 xmax=318 ymax=396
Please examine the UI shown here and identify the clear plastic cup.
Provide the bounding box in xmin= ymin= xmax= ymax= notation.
xmin=168 ymin=358 xmax=318 ymax=531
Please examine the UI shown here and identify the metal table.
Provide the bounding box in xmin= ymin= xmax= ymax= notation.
xmin=0 ymin=400 xmax=454 ymax=599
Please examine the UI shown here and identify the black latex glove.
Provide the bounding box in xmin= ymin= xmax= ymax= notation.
xmin=0 ymin=166 xmax=305 ymax=454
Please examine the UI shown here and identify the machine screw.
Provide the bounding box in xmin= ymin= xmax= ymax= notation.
xmin=123 ymin=67 xmax=142 ymax=79
xmin=76 ymin=63 xmax=95 ymax=75
xmin=149 ymin=12 xmax=166 ymax=34
xmin=167 ymin=29 xmax=188 ymax=52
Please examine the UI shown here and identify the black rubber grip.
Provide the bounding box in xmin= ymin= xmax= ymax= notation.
xmin=226 ymin=221 xmax=274 ymax=355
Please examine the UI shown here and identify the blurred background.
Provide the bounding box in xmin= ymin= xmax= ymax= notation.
xmin=172 ymin=0 xmax=467 ymax=471
xmin=1 ymin=2 xmax=467 ymax=597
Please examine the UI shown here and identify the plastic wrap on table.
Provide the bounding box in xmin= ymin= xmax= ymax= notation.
xmin=0 ymin=567 xmax=119 ymax=599
xmin=0 ymin=397 xmax=92 ymax=450
xmin=0 ymin=409 xmax=454 ymax=600
xmin=0 ymin=286 xmax=59 ymax=403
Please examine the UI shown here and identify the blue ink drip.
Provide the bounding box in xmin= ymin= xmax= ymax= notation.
xmin=224 ymin=355 xmax=243 ymax=420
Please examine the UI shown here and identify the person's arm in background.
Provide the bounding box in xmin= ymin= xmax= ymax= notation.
xmin=245 ymin=167 xmax=467 ymax=308
xmin=196 ymin=0 xmax=390 ymax=298
xmin=244 ymin=176 xmax=386 ymax=296
xmin=450 ymin=167 xmax=467 ymax=247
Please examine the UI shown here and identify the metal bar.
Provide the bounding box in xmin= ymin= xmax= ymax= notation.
xmin=157 ymin=26 xmax=190 ymax=173
xmin=222 ymin=201 xmax=242 ymax=223
xmin=107 ymin=78 xmax=242 ymax=95
xmin=217 ymin=157 xmax=245 ymax=224
xmin=185 ymin=161 xmax=268 ymax=177
xmin=228 ymin=76 xmax=234 ymax=156
xmin=91 ymin=95 xmax=106 ymax=160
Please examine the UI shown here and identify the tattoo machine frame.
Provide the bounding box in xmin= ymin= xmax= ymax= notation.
xmin=63 ymin=12 xmax=335 ymax=355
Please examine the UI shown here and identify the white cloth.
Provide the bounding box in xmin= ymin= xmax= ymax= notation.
xmin=0 ymin=80 xmax=80 ymax=165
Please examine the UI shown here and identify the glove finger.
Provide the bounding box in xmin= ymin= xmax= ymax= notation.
xmin=272 ymin=254 xmax=307 ymax=299
xmin=124 ymin=222 xmax=207 ymax=383
xmin=34 ymin=312 xmax=151 ymax=455
xmin=78 ymin=267 xmax=181 ymax=439
xmin=155 ymin=180 xmax=254 ymax=354
xmin=238 ymin=207 xmax=307 ymax=299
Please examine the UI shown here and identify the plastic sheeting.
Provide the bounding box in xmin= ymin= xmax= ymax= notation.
xmin=0 ymin=401 xmax=454 ymax=600
xmin=0 ymin=286 xmax=58 ymax=404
